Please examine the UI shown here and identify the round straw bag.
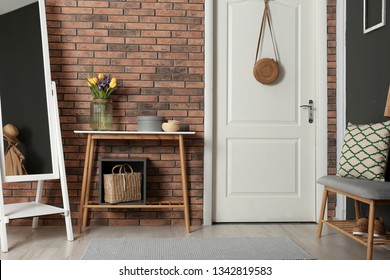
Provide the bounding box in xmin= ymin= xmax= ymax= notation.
xmin=253 ymin=58 xmax=279 ymax=84
xmin=253 ymin=1 xmax=279 ymax=84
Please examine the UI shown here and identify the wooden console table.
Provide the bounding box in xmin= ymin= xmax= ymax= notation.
xmin=74 ymin=131 xmax=195 ymax=234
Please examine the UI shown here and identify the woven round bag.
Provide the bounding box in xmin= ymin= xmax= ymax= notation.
xmin=253 ymin=58 xmax=279 ymax=84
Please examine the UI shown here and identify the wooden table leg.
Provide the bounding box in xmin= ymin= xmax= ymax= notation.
xmin=179 ymin=135 xmax=190 ymax=234
xmin=82 ymin=137 xmax=95 ymax=228
xmin=77 ymin=134 xmax=92 ymax=234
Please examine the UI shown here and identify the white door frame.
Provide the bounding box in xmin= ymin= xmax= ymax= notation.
xmin=203 ymin=0 xmax=328 ymax=225
xmin=335 ymin=0 xmax=347 ymax=220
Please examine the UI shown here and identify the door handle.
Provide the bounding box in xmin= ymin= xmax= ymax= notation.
xmin=300 ymin=100 xmax=313 ymax=123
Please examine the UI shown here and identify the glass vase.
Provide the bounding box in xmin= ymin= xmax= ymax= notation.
xmin=90 ymin=99 xmax=113 ymax=131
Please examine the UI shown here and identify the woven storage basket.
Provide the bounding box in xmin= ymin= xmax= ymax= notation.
xmin=104 ymin=164 xmax=142 ymax=204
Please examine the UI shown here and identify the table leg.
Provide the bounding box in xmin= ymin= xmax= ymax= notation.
xmin=82 ymin=137 xmax=95 ymax=228
xmin=179 ymin=135 xmax=190 ymax=233
xmin=77 ymin=134 xmax=92 ymax=234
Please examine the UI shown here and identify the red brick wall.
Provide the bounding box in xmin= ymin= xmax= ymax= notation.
xmin=327 ymin=0 xmax=337 ymax=217
xmin=5 ymin=0 xmax=205 ymax=227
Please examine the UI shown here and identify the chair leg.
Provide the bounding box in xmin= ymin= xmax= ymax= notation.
xmin=354 ymin=200 xmax=361 ymax=220
xmin=317 ymin=187 xmax=328 ymax=238
xmin=366 ymin=200 xmax=375 ymax=260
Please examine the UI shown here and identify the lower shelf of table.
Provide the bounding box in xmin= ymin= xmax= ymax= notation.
xmin=85 ymin=201 xmax=185 ymax=209
xmin=322 ymin=219 xmax=390 ymax=245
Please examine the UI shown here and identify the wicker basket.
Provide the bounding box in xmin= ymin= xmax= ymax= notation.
xmin=103 ymin=164 xmax=142 ymax=204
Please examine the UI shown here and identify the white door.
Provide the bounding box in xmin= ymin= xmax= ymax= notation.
xmin=214 ymin=0 xmax=317 ymax=222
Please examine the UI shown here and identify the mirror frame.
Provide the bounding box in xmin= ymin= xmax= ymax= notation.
xmin=0 ymin=0 xmax=59 ymax=183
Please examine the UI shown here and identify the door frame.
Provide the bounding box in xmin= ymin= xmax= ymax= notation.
xmin=203 ymin=0 xmax=328 ymax=225
xmin=335 ymin=0 xmax=347 ymax=220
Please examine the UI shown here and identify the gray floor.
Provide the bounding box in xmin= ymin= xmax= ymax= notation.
xmin=1 ymin=224 xmax=389 ymax=260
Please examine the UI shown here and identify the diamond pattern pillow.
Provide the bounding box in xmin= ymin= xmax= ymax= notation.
xmin=337 ymin=121 xmax=390 ymax=181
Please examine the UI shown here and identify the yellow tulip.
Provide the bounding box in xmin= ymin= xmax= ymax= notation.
xmin=98 ymin=73 xmax=104 ymax=79
xmin=109 ymin=78 xmax=117 ymax=88
xmin=88 ymin=77 xmax=98 ymax=86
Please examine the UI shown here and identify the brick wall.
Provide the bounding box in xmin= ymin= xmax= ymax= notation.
xmin=5 ymin=0 xmax=205 ymax=227
xmin=327 ymin=0 xmax=337 ymax=217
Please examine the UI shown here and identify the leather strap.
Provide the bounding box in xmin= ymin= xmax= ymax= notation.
xmin=255 ymin=0 xmax=279 ymax=63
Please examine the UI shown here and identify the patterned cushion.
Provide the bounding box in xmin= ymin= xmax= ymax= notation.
xmin=337 ymin=121 xmax=390 ymax=181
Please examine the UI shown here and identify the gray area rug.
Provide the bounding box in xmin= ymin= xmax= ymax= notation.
xmin=82 ymin=237 xmax=314 ymax=260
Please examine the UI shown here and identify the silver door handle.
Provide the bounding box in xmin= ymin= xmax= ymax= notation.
xmin=300 ymin=100 xmax=313 ymax=123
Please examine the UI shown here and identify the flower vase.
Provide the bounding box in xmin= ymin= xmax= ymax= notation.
xmin=90 ymin=99 xmax=113 ymax=130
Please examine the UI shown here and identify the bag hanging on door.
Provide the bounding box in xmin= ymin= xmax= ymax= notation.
xmin=253 ymin=0 xmax=280 ymax=84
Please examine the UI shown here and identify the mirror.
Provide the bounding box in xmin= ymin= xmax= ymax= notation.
xmin=0 ymin=0 xmax=59 ymax=182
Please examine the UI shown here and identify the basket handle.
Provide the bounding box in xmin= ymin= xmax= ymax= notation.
xmin=111 ymin=164 xmax=135 ymax=192
xmin=111 ymin=164 xmax=134 ymax=174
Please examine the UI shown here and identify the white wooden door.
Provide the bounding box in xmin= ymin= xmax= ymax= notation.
xmin=214 ymin=0 xmax=316 ymax=222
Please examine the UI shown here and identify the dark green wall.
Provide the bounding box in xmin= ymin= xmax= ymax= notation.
xmin=346 ymin=0 xmax=390 ymax=227
xmin=346 ymin=0 xmax=390 ymax=123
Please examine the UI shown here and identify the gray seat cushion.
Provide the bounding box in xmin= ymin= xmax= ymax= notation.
xmin=317 ymin=175 xmax=390 ymax=200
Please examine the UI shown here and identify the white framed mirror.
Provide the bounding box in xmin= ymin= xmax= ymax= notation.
xmin=363 ymin=0 xmax=387 ymax=34
xmin=0 ymin=0 xmax=59 ymax=182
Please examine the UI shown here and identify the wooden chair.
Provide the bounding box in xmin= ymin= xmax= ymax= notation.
xmin=317 ymin=175 xmax=390 ymax=260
